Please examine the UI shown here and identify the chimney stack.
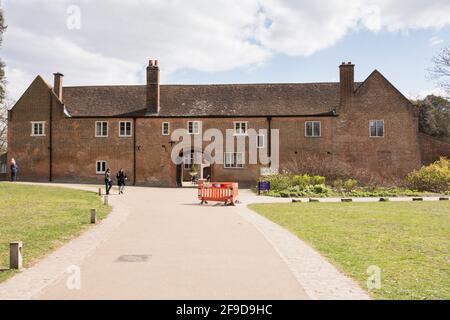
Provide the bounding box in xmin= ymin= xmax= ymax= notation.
xmin=53 ymin=72 xmax=64 ymax=101
xmin=146 ymin=59 xmax=160 ymax=114
xmin=339 ymin=62 xmax=354 ymax=107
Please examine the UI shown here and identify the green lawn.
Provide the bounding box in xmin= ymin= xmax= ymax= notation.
xmin=0 ymin=183 xmax=111 ymax=283
xmin=248 ymin=201 xmax=450 ymax=300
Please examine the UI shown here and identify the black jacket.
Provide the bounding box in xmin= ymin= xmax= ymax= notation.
xmin=116 ymin=172 xmax=127 ymax=185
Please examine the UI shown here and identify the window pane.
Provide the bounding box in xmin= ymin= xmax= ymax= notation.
xmin=306 ymin=122 xmax=313 ymax=137
xmin=103 ymin=123 xmax=107 ymax=136
xmin=370 ymin=121 xmax=376 ymax=137
xmin=313 ymin=122 xmax=320 ymax=137
xmin=377 ymin=121 xmax=384 ymax=137
xmin=236 ymin=153 xmax=243 ymax=167
xmin=257 ymin=135 xmax=264 ymax=148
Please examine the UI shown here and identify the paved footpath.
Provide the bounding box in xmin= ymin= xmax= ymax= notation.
xmin=0 ymin=184 xmax=370 ymax=300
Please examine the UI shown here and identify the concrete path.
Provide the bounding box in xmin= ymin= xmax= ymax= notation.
xmin=0 ymin=184 xmax=376 ymax=300
xmin=237 ymin=190 xmax=370 ymax=300
xmin=0 ymin=184 xmax=308 ymax=300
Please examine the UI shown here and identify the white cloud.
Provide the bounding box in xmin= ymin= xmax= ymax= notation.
xmin=430 ymin=36 xmax=444 ymax=46
xmin=3 ymin=0 xmax=450 ymax=99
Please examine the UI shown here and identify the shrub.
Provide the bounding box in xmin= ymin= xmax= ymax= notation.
xmin=292 ymin=174 xmax=311 ymax=188
xmin=333 ymin=178 xmax=343 ymax=191
xmin=343 ymin=179 xmax=358 ymax=192
xmin=313 ymin=184 xmax=331 ymax=195
xmin=311 ymin=175 xmax=326 ymax=185
xmin=407 ymin=157 xmax=450 ymax=193
xmin=263 ymin=174 xmax=291 ymax=192
xmin=279 ymin=191 xmax=290 ymax=198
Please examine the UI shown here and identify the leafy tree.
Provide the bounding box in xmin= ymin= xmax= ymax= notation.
xmin=412 ymin=95 xmax=450 ymax=141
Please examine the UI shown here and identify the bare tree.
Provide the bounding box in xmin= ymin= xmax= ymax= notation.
xmin=430 ymin=46 xmax=450 ymax=97
xmin=0 ymin=99 xmax=11 ymax=153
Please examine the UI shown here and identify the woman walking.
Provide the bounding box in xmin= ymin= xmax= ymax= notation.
xmin=10 ymin=158 xmax=18 ymax=182
xmin=116 ymin=169 xmax=128 ymax=195
xmin=104 ymin=168 xmax=112 ymax=195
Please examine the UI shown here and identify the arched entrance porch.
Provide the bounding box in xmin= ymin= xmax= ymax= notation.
xmin=176 ymin=148 xmax=213 ymax=187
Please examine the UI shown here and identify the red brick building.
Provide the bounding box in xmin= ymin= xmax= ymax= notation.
xmin=6 ymin=60 xmax=448 ymax=186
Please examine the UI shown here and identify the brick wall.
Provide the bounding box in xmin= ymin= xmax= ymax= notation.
xmin=419 ymin=133 xmax=450 ymax=164
xmin=8 ymin=70 xmax=430 ymax=187
xmin=7 ymin=76 xmax=51 ymax=182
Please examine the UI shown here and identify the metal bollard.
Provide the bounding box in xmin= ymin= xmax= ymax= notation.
xmin=91 ymin=208 xmax=97 ymax=224
xmin=104 ymin=195 xmax=109 ymax=205
xmin=10 ymin=242 xmax=23 ymax=270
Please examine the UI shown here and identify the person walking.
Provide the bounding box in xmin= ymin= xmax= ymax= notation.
xmin=116 ymin=169 xmax=128 ymax=195
xmin=10 ymin=158 xmax=18 ymax=182
xmin=104 ymin=168 xmax=112 ymax=195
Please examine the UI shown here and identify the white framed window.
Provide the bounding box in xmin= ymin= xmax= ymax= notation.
xmin=119 ymin=121 xmax=132 ymax=137
xmin=187 ymin=121 xmax=200 ymax=135
xmin=183 ymin=152 xmax=194 ymax=170
xmin=0 ymin=163 xmax=6 ymax=174
xmin=224 ymin=152 xmax=244 ymax=169
xmin=305 ymin=121 xmax=321 ymax=138
xmin=162 ymin=122 xmax=170 ymax=135
xmin=31 ymin=121 xmax=45 ymax=136
xmin=234 ymin=122 xmax=248 ymax=135
xmin=370 ymin=120 xmax=384 ymax=138
xmin=96 ymin=161 xmax=107 ymax=175
xmin=95 ymin=121 xmax=108 ymax=137
xmin=257 ymin=134 xmax=265 ymax=149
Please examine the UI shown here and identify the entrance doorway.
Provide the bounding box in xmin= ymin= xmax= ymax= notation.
xmin=176 ymin=149 xmax=212 ymax=187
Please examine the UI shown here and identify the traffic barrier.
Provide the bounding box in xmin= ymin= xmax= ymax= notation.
xmin=198 ymin=181 xmax=239 ymax=206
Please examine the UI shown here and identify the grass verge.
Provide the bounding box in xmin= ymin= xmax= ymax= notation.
xmin=248 ymin=201 xmax=450 ymax=300
xmin=0 ymin=183 xmax=111 ymax=283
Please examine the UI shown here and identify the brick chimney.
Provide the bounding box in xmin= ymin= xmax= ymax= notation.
xmin=339 ymin=62 xmax=354 ymax=107
xmin=53 ymin=72 xmax=64 ymax=101
xmin=146 ymin=59 xmax=160 ymax=114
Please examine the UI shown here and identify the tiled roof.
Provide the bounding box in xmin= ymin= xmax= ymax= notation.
xmin=62 ymin=82 xmax=345 ymax=117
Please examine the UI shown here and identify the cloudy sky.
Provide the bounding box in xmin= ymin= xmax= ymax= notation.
xmin=2 ymin=0 xmax=450 ymax=101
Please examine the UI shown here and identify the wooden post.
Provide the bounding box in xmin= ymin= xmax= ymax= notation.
xmin=98 ymin=188 xmax=102 ymax=196
xmin=104 ymin=195 xmax=109 ymax=205
xmin=91 ymin=208 xmax=97 ymax=224
xmin=10 ymin=242 xmax=23 ymax=270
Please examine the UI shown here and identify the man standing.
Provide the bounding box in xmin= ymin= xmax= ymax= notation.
xmin=10 ymin=158 xmax=18 ymax=182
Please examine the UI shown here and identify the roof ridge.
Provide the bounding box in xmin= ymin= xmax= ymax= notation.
xmin=63 ymin=81 xmax=344 ymax=89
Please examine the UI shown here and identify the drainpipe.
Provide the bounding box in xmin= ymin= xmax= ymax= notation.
xmin=133 ymin=117 xmax=137 ymax=186
xmin=49 ymin=90 xmax=53 ymax=182
xmin=267 ymin=116 xmax=272 ymax=165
